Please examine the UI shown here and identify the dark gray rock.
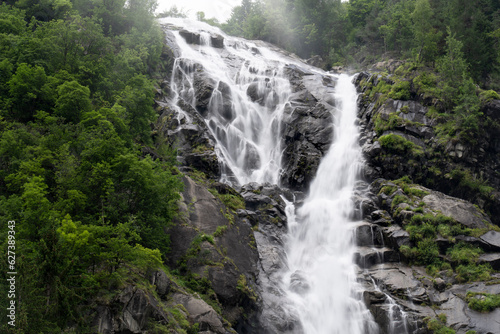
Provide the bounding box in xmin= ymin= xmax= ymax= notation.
xmin=479 ymin=231 xmax=500 ymax=251
xmin=179 ymin=29 xmax=201 ymax=45
xmin=478 ymin=252 xmax=500 ymax=270
xmin=280 ymin=102 xmax=334 ymax=190
xmin=354 ymin=247 xmax=400 ymax=268
xmin=150 ymin=269 xmax=171 ymax=298
xmin=211 ymin=34 xmax=224 ymax=48
xmin=355 ymin=223 xmax=384 ymax=247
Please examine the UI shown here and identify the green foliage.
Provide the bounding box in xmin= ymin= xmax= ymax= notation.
xmin=388 ymin=80 xmax=411 ymax=100
xmin=378 ymin=133 xmax=423 ymax=156
xmin=466 ymin=292 xmax=500 ymax=312
xmin=446 ymin=243 xmax=482 ymax=265
xmin=455 ymin=264 xmax=492 ymax=283
xmin=425 ymin=314 xmax=455 ymax=334
xmin=446 ymin=169 xmax=494 ymax=197
xmin=479 ymin=89 xmax=500 ymax=103
xmin=54 ymin=80 xmax=91 ymax=123
xmin=0 ymin=1 xmax=183 ymax=332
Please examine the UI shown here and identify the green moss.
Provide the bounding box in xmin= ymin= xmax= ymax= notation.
xmin=391 ymin=194 xmax=411 ymax=210
xmin=192 ymin=144 xmax=212 ymax=153
xmin=446 ymin=242 xmax=482 ymax=265
xmin=424 ymin=314 xmax=455 ymax=334
xmin=455 ymin=263 xmax=492 ymax=283
xmin=388 ymin=80 xmax=411 ymax=100
xmin=213 ymin=225 xmax=228 ymax=237
xmin=466 ymin=292 xmax=500 ymax=312
xmin=379 ymin=184 xmax=397 ymax=195
xmin=378 ymin=133 xmax=423 ymax=156
xmin=446 ymin=169 xmax=494 ymax=197
xmin=237 ymin=274 xmax=257 ymax=302
xmin=479 ymin=89 xmax=500 ymax=103
xmin=374 ymin=112 xmax=405 ymax=135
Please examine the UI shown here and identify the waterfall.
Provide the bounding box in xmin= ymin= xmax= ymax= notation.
xmin=283 ymin=75 xmax=378 ymax=334
xmin=161 ymin=18 xmax=379 ymax=333
xmin=163 ymin=18 xmax=294 ymax=185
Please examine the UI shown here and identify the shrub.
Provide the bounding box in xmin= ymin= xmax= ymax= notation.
xmin=447 ymin=242 xmax=482 ymax=265
xmin=466 ymin=292 xmax=500 ymax=312
xmin=378 ymin=133 xmax=423 ymax=156
xmin=455 ymin=264 xmax=491 ymax=283
xmin=479 ymin=89 xmax=500 ymax=103
xmin=389 ymin=80 xmax=411 ymax=100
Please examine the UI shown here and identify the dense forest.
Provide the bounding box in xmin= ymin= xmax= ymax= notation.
xmin=185 ymin=0 xmax=500 ymax=90
xmin=0 ymin=0 xmax=183 ymax=332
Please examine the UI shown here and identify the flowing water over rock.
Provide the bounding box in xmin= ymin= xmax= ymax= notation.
xmin=282 ymin=75 xmax=379 ymax=334
xmin=163 ymin=18 xmax=296 ymax=185
xmin=160 ymin=18 xmax=379 ymax=333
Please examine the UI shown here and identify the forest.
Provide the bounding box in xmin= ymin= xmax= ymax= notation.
xmin=0 ymin=0 xmax=499 ymax=332
xmin=0 ymin=0 xmax=183 ymax=332
xmin=187 ymin=0 xmax=500 ymax=90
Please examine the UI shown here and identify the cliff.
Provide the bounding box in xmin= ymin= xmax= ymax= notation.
xmin=90 ymin=25 xmax=500 ymax=334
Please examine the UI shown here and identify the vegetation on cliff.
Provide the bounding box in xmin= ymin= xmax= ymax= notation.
xmin=215 ymin=0 xmax=500 ymax=89
xmin=0 ymin=0 xmax=185 ymax=332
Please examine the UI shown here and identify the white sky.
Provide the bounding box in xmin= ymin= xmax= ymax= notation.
xmin=157 ymin=0 xmax=241 ymax=23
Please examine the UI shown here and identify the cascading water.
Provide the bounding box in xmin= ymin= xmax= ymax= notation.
xmin=163 ymin=18 xmax=293 ymax=185
xmin=161 ymin=18 xmax=381 ymax=333
xmin=283 ymin=75 xmax=378 ymax=333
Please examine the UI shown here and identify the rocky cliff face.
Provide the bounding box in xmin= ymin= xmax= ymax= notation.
xmin=354 ymin=71 xmax=500 ymax=334
xmin=90 ymin=24 xmax=500 ymax=334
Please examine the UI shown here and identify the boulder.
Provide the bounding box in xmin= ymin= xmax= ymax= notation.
xmin=478 ymin=253 xmax=500 ymax=270
xmin=173 ymin=293 xmax=227 ymax=333
xmin=150 ymin=269 xmax=171 ymax=298
xmin=211 ymin=34 xmax=224 ymax=48
xmin=422 ymin=192 xmax=490 ymax=229
xmin=479 ymin=230 xmax=500 ymax=251
xmin=179 ymin=29 xmax=201 ymax=45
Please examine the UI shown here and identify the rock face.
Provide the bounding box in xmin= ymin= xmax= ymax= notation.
xmin=108 ymin=24 xmax=500 ymax=334
xmin=356 ymin=71 xmax=500 ymax=226
xmin=167 ymin=176 xmax=261 ymax=330
xmin=354 ymin=70 xmax=500 ymax=333
xmin=280 ymin=65 xmax=337 ymax=190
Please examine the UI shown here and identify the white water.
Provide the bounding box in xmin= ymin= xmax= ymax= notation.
xmin=163 ymin=18 xmax=296 ymax=185
xmin=283 ymin=75 xmax=378 ymax=334
xmin=161 ymin=18 xmax=378 ymax=333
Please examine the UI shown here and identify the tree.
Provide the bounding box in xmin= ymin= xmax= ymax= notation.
xmin=55 ymin=80 xmax=92 ymax=123
xmin=8 ymin=63 xmax=50 ymax=121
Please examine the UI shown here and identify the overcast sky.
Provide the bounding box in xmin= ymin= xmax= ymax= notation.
xmin=157 ymin=0 xmax=241 ymax=23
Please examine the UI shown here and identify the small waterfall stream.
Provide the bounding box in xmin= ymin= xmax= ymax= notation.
xmin=161 ymin=18 xmax=384 ymax=333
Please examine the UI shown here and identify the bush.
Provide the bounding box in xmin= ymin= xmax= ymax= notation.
xmin=389 ymin=80 xmax=411 ymax=100
xmin=447 ymin=242 xmax=482 ymax=265
xmin=466 ymin=292 xmax=500 ymax=312
xmin=455 ymin=264 xmax=491 ymax=283
xmin=378 ymin=133 xmax=423 ymax=156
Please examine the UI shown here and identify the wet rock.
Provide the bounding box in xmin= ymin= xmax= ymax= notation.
xmin=306 ymin=55 xmax=325 ymax=68
xmin=355 ymin=223 xmax=384 ymax=247
xmin=382 ymin=225 xmax=410 ymax=249
xmin=179 ymin=29 xmax=201 ymax=45
xmin=280 ymin=103 xmax=334 ymax=191
xmin=211 ymin=34 xmax=224 ymax=48
xmin=354 ymin=247 xmax=400 ymax=268
xmin=289 ymin=270 xmax=310 ymax=294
